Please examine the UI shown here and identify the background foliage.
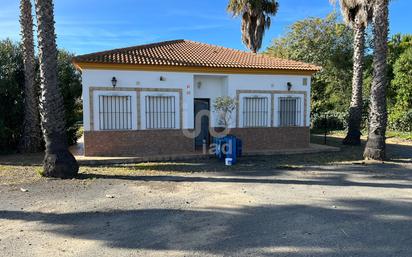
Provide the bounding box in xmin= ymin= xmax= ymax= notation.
xmin=0 ymin=40 xmax=82 ymax=153
xmin=265 ymin=13 xmax=412 ymax=132
xmin=266 ymin=13 xmax=354 ymax=114
xmin=389 ymin=47 xmax=412 ymax=132
xmin=0 ymin=40 xmax=24 ymax=153
xmin=57 ymin=50 xmax=83 ymax=145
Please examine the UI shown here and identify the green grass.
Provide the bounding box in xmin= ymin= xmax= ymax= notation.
xmin=1 ymin=132 xmax=411 ymax=184
xmin=313 ymin=129 xmax=412 ymax=142
xmin=387 ymin=131 xmax=412 ymax=141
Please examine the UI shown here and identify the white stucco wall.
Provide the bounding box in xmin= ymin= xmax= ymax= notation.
xmin=81 ymin=69 xmax=312 ymax=131
xmin=194 ymin=75 xmax=228 ymax=127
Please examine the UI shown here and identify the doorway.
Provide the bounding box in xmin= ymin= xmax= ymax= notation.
xmin=194 ymin=98 xmax=210 ymax=149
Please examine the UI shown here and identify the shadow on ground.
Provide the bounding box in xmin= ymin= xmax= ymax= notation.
xmin=1 ymin=199 xmax=412 ymax=256
xmin=78 ymin=163 xmax=412 ymax=190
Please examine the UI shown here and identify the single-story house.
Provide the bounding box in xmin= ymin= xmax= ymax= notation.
xmin=73 ymin=40 xmax=320 ymax=157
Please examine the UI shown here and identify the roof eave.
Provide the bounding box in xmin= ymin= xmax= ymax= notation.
xmin=73 ymin=61 xmax=320 ymax=76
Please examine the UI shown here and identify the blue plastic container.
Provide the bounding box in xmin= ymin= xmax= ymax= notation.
xmin=213 ymin=135 xmax=242 ymax=165
xmin=236 ymin=138 xmax=243 ymax=157
xmin=213 ymin=137 xmax=226 ymax=160
xmin=224 ymin=135 xmax=237 ymax=164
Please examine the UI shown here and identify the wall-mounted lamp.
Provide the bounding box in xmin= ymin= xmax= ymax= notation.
xmin=287 ymin=82 xmax=293 ymax=91
xmin=197 ymin=81 xmax=202 ymax=89
xmin=303 ymin=78 xmax=308 ymax=86
xmin=111 ymin=77 xmax=117 ymax=88
xmin=160 ymin=76 xmax=166 ymax=81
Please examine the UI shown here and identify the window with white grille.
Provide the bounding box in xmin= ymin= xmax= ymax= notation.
xmin=145 ymin=96 xmax=176 ymax=129
xmin=279 ymin=97 xmax=302 ymax=127
xmin=242 ymin=97 xmax=269 ymax=127
xmin=99 ymin=95 xmax=132 ymax=130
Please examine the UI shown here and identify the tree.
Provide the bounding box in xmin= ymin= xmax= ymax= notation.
xmin=227 ymin=0 xmax=279 ymax=53
xmin=0 ymin=40 xmax=25 ymax=153
xmin=387 ymin=34 xmax=412 ymax=108
xmin=389 ymin=48 xmax=412 ymax=132
xmin=213 ymin=96 xmax=237 ymax=128
xmin=57 ymin=50 xmax=83 ymax=145
xmin=34 ymin=0 xmax=78 ymax=178
xmin=0 ymin=44 xmax=83 ymax=153
xmin=19 ymin=0 xmax=42 ymax=153
xmin=363 ymin=0 xmax=389 ymax=160
xmin=266 ymin=13 xmax=354 ymax=115
xmin=335 ymin=0 xmax=373 ymax=145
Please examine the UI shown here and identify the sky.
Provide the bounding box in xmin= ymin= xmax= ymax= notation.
xmin=0 ymin=0 xmax=410 ymax=55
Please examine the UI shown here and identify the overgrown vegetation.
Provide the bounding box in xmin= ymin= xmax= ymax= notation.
xmin=0 ymin=40 xmax=82 ymax=153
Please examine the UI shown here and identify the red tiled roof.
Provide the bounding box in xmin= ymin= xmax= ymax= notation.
xmin=73 ymin=40 xmax=321 ymax=72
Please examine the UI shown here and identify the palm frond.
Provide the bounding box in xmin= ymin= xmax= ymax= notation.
xmin=227 ymin=0 xmax=279 ymax=52
xmin=333 ymin=0 xmax=374 ymax=27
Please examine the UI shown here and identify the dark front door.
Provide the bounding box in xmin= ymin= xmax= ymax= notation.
xmin=194 ymin=99 xmax=210 ymax=148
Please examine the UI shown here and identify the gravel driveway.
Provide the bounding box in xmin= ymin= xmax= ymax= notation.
xmin=1 ymin=157 xmax=412 ymax=257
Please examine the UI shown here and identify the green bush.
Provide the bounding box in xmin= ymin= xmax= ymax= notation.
xmin=388 ymin=47 xmax=412 ymax=132
xmin=311 ymin=111 xmax=347 ymax=131
xmin=0 ymin=40 xmax=82 ymax=153
xmin=0 ymin=40 xmax=24 ymax=153
xmin=389 ymin=109 xmax=412 ymax=132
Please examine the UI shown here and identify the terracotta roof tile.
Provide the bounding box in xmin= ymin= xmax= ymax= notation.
xmin=73 ymin=39 xmax=321 ymax=72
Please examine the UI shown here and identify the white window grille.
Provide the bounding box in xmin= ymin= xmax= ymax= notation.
xmin=99 ymin=95 xmax=132 ymax=130
xmin=145 ymin=96 xmax=176 ymax=129
xmin=279 ymin=97 xmax=302 ymax=127
xmin=242 ymin=97 xmax=269 ymax=127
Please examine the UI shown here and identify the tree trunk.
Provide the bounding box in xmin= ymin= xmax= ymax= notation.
xmin=18 ymin=0 xmax=42 ymax=153
xmin=35 ymin=0 xmax=79 ymax=178
xmin=242 ymin=12 xmax=259 ymax=53
xmin=343 ymin=21 xmax=365 ymax=146
xmin=364 ymin=0 xmax=389 ymax=160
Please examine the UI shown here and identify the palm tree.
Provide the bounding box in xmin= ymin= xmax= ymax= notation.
xmin=364 ymin=0 xmax=389 ymax=160
xmin=19 ymin=0 xmax=42 ymax=153
xmin=227 ymin=0 xmax=279 ymax=53
xmin=336 ymin=0 xmax=373 ymax=146
xmin=34 ymin=0 xmax=79 ymax=178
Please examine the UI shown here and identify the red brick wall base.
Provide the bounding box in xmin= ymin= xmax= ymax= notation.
xmin=84 ymin=127 xmax=310 ymax=157
xmin=84 ymin=130 xmax=194 ymax=157
xmin=229 ymin=127 xmax=310 ymax=151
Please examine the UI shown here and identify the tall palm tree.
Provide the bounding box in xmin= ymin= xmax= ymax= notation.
xmin=364 ymin=0 xmax=389 ymax=160
xmin=19 ymin=0 xmax=42 ymax=153
xmin=337 ymin=0 xmax=373 ymax=146
xmin=34 ymin=0 xmax=78 ymax=178
xmin=227 ymin=0 xmax=279 ymax=53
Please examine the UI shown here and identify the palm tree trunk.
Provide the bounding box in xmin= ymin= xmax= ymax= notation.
xmin=364 ymin=0 xmax=389 ymax=160
xmin=35 ymin=0 xmax=78 ymax=178
xmin=19 ymin=0 xmax=42 ymax=153
xmin=343 ymin=21 xmax=365 ymax=146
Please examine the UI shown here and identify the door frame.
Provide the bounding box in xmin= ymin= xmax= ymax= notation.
xmin=194 ymin=98 xmax=211 ymax=149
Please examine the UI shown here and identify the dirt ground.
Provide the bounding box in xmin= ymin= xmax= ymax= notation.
xmin=0 ymin=136 xmax=411 ymax=257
